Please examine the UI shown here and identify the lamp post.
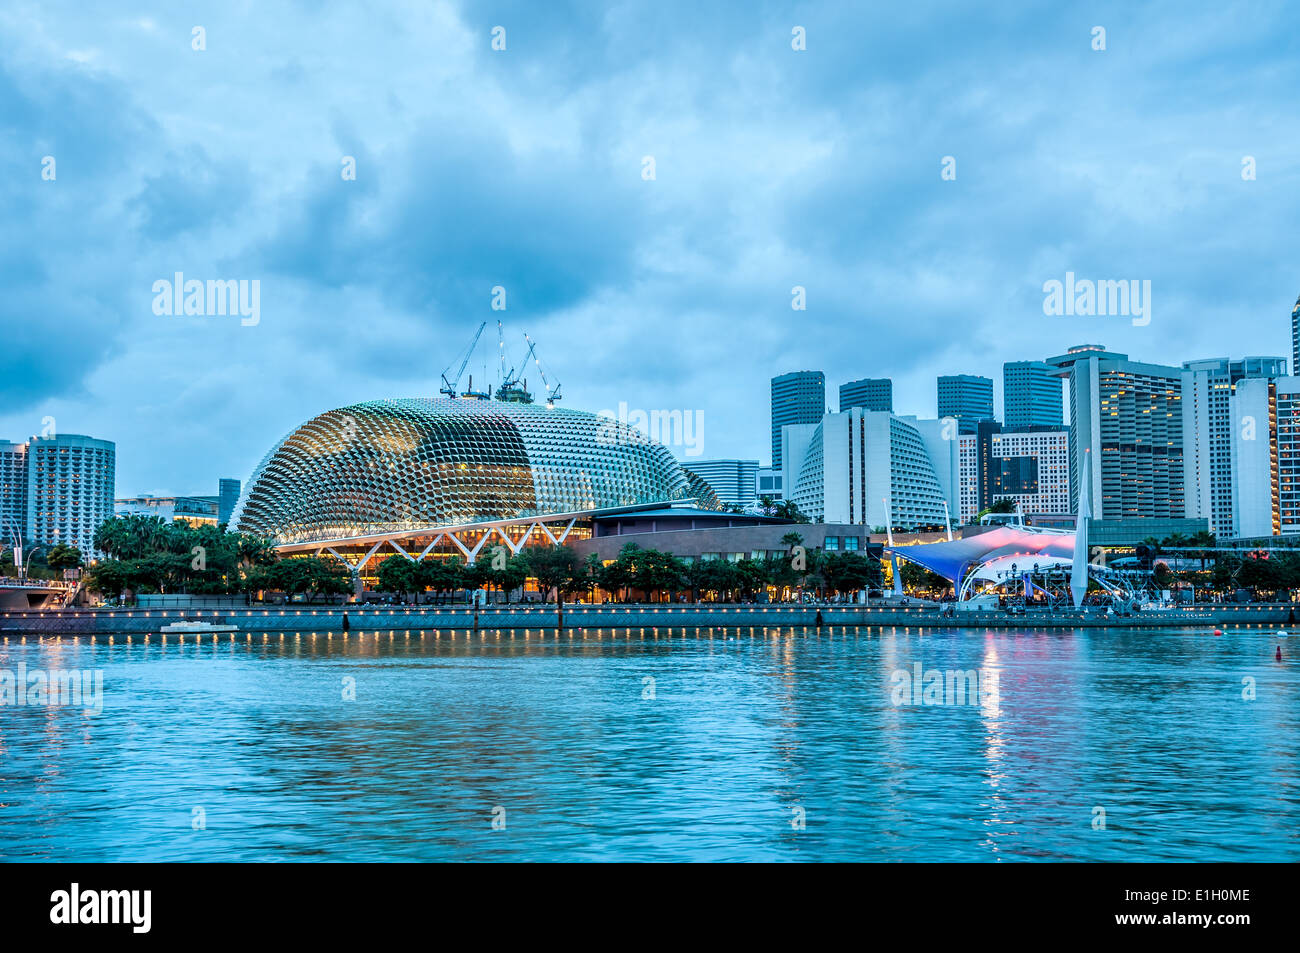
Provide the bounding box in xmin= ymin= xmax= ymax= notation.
xmin=1 ymin=517 xmax=24 ymax=581
xmin=22 ymin=544 xmax=45 ymax=583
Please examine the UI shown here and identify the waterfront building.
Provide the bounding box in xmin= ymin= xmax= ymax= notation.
xmin=232 ymin=398 xmax=722 ymax=576
xmin=115 ymin=494 xmax=220 ymax=526
xmin=570 ymin=506 xmax=888 ymax=565
xmin=770 ymin=371 xmax=825 ymax=468
xmin=839 ymin=377 xmax=892 ymax=413
xmin=937 ymin=374 xmax=994 ymax=435
xmin=755 ymin=466 xmax=784 ymax=503
xmin=956 ymin=421 xmax=1070 ymax=523
xmin=1291 ymin=294 xmax=1300 ymax=379
xmin=24 ymin=434 xmax=116 ymax=558
xmin=0 ymin=441 xmax=27 ymax=545
xmin=1181 ymin=356 xmax=1287 ymax=537
xmin=683 ymin=459 xmax=759 ymax=509
xmin=1003 ymin=361 xmax=1063 ymax=429
xmin=781 ymin=408 xmax=959 ymax=529
xmin=1231 ymin=376 xmax=1300 ymax=537
xmin=218 ymin=478 xmax=241 ymax=525
xmin=1046 ymin=345 xmax=1185 ymax=523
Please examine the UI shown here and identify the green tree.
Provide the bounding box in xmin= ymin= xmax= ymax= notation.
xmin=528 ymin=546 xmax=582 ymax=604
xmin=1190 ymin=530 xmax=1217 ymax=571
xmin=899 ymin=559 xmax=949 ymax=595
xmin=773 ymin=500 xmax=810 ymax=523
xmin=85 ymin=560 xmax=140 ymax=601
xmin=46 ymin=544 xmax=83 ymax=572
xmin=1211 ymin=551 xmax=1241 ymax=593
xmin=419 ymin=557 xmax=464 ymax=604
xmin=630 ymin=548 xmax=687 ymax=602
xmin=580 ymin=553 xmax=604 ymax=602
xmin=735 ymin=558 xmax=771 ymax=600
xmin=461 ymin=559 xmax=494 ymax=599
xmin=491 ymin=554 xmax=531 ymax=602
xmin=597 ymin=543 xmax=640 ymax=602
xmin=821 ymin=551 xmax=884 ymax=597
xmin=377 ymin=556 xmax=419 ymax=601
xmin=303 ymin=557 xmax=351 ymax=601
xmin=695 ymin=558 xmax=741 ymax=602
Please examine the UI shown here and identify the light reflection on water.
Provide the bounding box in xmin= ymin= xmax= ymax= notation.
xmin=0 ymin=625 xmax=1296 ymax=862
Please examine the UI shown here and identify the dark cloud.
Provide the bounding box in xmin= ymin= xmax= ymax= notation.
xmin=0 ymin=53 xmax=157 ymax=405
xmin=0 ymin=1 xmax=1297 ymax=489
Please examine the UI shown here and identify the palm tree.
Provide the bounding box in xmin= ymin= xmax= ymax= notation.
xmin=1161 ymin=533 xmax=1190 ymax=571
xmin=774 ymin=500 xmax=809 ymax=523
xmin=1191 ymin=530 xmax=1217 ymax=570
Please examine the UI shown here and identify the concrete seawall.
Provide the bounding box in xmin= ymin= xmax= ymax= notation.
xmin=1 ymin=603 xmax=1295 ymax=635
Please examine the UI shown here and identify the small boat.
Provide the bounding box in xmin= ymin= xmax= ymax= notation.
xmin=160 ymin=620 xmax=239 ymax=634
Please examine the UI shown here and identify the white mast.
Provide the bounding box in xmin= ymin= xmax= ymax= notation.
xmin=884 ymin=496 xmax=904 ymax=596
xmin=1070 ymin=449 xmax=1091 ymax=607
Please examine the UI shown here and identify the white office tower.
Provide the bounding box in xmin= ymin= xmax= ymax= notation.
xmin=25 ymin=434 xmax=116 ymax=557
xmin=781 ymin=408 xmax=959 ymax=528
xmin=683 ymin=459 xmax=760 ymax=509
xmin=956 ymin=426 xmax=1070 ymax=523
xmin=1182 ymin=356 xmax=1287 ymax=537
xmin=1047 ymin=346 xmax=1185 ymax=520
xmin=1231 ymin=376 xmax=1300 ymax=538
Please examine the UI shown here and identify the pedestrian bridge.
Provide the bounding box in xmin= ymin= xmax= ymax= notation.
xmin=0 ymin=578 xmax=75 ymax=610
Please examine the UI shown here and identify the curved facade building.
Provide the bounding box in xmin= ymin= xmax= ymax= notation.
xmin=232 ymin=398 xmax=716 ymax=545
xmin=781 ymin=407 xmax=959 ymax=529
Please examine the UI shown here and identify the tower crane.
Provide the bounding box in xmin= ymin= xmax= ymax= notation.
xmin=494 ymin=320 xmax=532 ymax=402
xmin=523 ymin=332 xmax=562 ymax=408
xmin=440 ymin=321 xmax=487 ymax=398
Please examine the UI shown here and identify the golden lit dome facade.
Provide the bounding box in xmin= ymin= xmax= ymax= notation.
xmin=231 ymin=398 xmax=716 ymax=546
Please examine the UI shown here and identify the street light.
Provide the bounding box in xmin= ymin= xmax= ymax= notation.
xmin=0 ymin=517 xmax=23 ymax=581
xmin=25 ymin=544 xmax=45 ymax=581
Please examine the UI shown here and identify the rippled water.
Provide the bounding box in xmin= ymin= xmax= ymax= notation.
xmin=1 ymin=625 xmax=1296 ymax=862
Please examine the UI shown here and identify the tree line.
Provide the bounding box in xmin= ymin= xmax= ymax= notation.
xmin=376 ymin=536 xmax=888 ymax=604
xmin=87 ymin=515 xmax=350 ymax=601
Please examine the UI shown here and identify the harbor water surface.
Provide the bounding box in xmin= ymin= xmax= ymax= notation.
xmin=1 ymin=625 xmax=1296 ymax=861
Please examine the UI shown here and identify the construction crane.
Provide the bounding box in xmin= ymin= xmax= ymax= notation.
xmin=494 ymin=320 xmax=532 ymax=403
xmin=440 ymin=321 xmax=487 ymax=398
xmin=523 ymin=332 xmax=562 ymax=408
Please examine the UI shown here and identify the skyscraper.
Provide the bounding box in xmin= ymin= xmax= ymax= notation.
xmin=782 ymin=408 xmax=959 ymax=528
xmin=1291 ymin=294 xmax=1300 ymax=379
xmin=771 ymin=371 xmax=825 ymax=468
xmin=936 ymin=375 xmax=994 ymax=435
xmin=684 ymin=460 xmax=759 ymax=509
xmin=1003 ymin=361 xmax=1063 ymax=429
xmin=24 ymin=433 xmax=116 ymax=558
xmin=957 ymin=421 xmax=1070 ymax=522
xmin=1046 ymin=346 xmax=1184 ymax=521
xmin=0 ymin=441 xmax=28 ymax=547
xmin=219 ymin=478 xmax=241 ymax=525
xmin=1232 ymin=376 xmax=1300 ymax=537
xmin=839 ymin=378 xmax=892 ymax=413
xmin=1182 ymin=356 xmax=1286 ymax=537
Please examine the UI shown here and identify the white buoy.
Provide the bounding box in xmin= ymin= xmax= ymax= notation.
xmin=1279 ymin=630 xmax=1289 ymax=638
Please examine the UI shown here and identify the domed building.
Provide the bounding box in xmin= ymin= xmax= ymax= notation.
xmin=232 ymin=398 xmax=720 ymax=565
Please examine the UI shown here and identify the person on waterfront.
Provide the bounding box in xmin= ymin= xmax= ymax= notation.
xmin=341 ymin=611 xmax=351 ymax=632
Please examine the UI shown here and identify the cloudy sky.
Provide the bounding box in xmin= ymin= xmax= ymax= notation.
xmin=3 ymin=0 xmax=1298 ymax=495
